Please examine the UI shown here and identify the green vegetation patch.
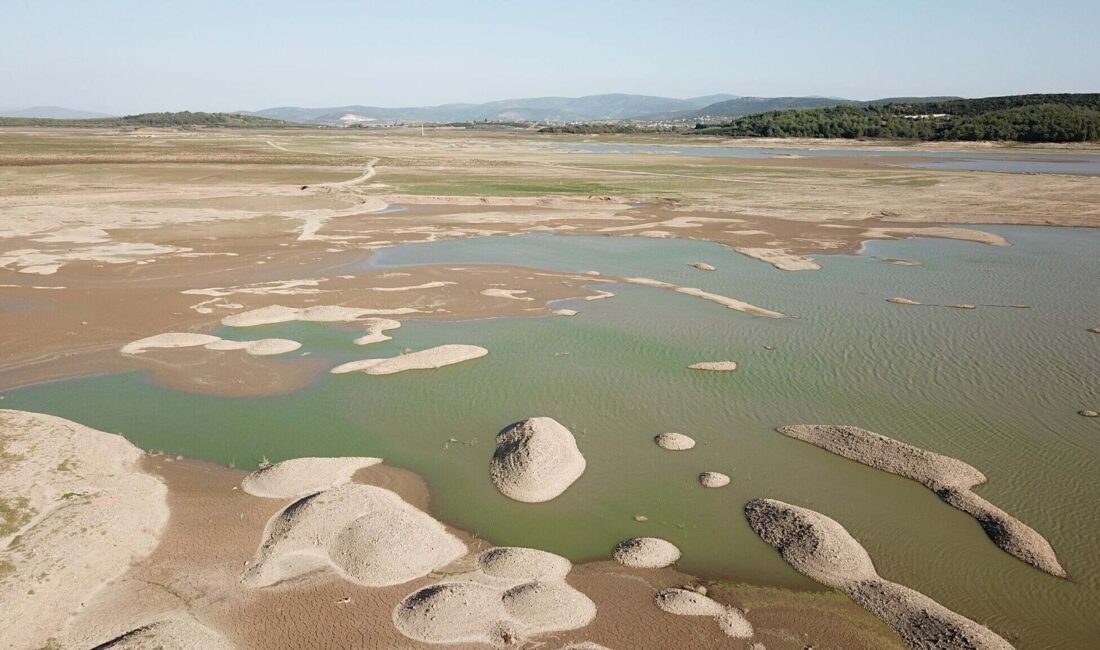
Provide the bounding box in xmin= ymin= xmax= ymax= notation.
xmin=697 ymin=94 xmax=1100 ymax=142
xmin=0 ymin=496 xmax=35 ymax=538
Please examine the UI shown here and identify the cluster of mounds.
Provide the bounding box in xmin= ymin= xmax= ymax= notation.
xmin=655 ymin=587 xmax=754 ymax=638
xmin=353 ymin=318 xmax=401 ymax=345
xmin=0 ymin=410 xmax=169 ymax=650
xmin=777 ymin=424 xmax=1065 ymax=577
xmin=745 ymin=499 xmax=1014 ymax=650
xmin=490 ymin=417 xmax=587 ymax=503
xmin=222 ymin=304 xmax=419 ymax=327
xmin=331 ymin=344 xmax=489 ymax=375
xmin=243 ymin=482 xmax=467 ymax=588
xmin=698 ymin=471 xmax=730 ymax=488
xmin=393 ymin=546 xmax=596 ymax=646
xmin=94 ymin=614 xmax=234 ymax=649
xmin=688 ymin=361 xmax=739 ymax=372
xmin=241 ymin=456 xmax=381 ymax=498
xmin=654 ymin=431 xmax=696 ymax=450
xmin=612 ymin=537 xmax=682 ymax=568
xmin=120 ymin=332 xmax=301 ymax=356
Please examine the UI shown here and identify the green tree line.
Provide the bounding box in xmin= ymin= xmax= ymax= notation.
xmin=698 ymin=95 xmax=1100 ymax=142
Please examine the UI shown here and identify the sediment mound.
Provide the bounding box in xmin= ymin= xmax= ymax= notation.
xmin=745 ymin=499 xmax=1014 ymax=650
xmin=490 ymin=417 xmax=586 ymax=503
xmin=502 ymin=580 xmax=598 ymax=631
xmin=622 ymin=277 xmax=784 ymax=318
xmin=777 ymin=424 xmax=1065 ymax=577
xmin=655 ymin=588 xmax=754 ymax=638
xmin=690 ymin=262 xmax=716 ymax=271
xmin=241 ymin=457 xmax=381 ymax=498
xmin=612 ymin=537 xmax=681 ymax=568
xmin=394 ymin=546 xmax=596 ymax=646
xmin=882 ymin=258 xmax=922 ymax=267
xmin=477 ymin=546 xmax=572 ymax=581
xmin=481 ymin=288 xmax=533 ymax=300
xmin=699 ymin=471 xmax=730 ymax=488
xmin=245 ymin=483 xmax=466 ymax=588
xmin=717 ymin=609 xmax=755 ymax=638
xmin=733 ymin=247 xmax=821 ymax=271
xmin=120 ymin=332 xmax=221 ymax=354
xmin=886 ymin=297 xmax=921 ymax=305
xmin=121 ymin=332 xmax=301 ymax=356
xmin=0 ymin=410 xmax=169 ymax=649
xmin=331 ymin=344 xmax=488 ymax=375
xmin=1079 ymin=410 xmax=1098 ymax=418
xmin=688 ymin=361 xmax=738 ymax=372
xmin=394 ymin=582 xmax=506 ymax=644
xmin=203 ymin=338 xmax=302 ymax=355
xmin=353 ymin=318 xmax=401 ymax=345
xmin=655 ymin=587 xmax=725 ymax=616
xmin=94 ymin=614 xmax=234 ymax=649
xmin=654 ymin=432 xmax=696 ymax=450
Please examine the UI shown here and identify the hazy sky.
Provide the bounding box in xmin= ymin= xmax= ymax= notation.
xmin=2 ymin=0 xmax=1098 ymax=113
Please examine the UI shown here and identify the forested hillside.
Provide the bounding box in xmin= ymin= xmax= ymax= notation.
xmin=697 ymin=94 xmax=1100 ymax=142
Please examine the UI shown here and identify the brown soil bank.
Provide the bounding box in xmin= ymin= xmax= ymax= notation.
xmin=746 ymin=498 xmax=1015 ymax=650
xmin=777 ymin=424 xmax=1065 ymax=577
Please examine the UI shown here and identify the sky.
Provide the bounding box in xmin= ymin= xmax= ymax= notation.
xmin=2 ymin=0 xmax=1098 ymax=114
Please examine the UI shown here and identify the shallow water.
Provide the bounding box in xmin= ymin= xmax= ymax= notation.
xmin=4 ymin=228 xmax=1099 ymax=648
xmin=560 ymin=143 xmax=1100 ymax=175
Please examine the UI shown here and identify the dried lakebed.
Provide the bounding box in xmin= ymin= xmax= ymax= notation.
xmin=2 ymin=228 xmax=1099 ymax=648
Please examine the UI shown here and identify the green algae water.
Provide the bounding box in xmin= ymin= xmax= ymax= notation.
xmin=4 ymin=227 xmax=1099 ymax=649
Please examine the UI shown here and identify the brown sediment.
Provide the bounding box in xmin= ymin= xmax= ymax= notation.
xmin=746 ymin=498 xmax=1014 ymax=650
xmin=0 ymin=249 xmax=616 ymax=397
xmin=777 ymin=425 xmax=1065 ymax=576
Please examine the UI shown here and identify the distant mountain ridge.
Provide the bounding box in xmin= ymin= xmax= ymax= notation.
xmin=0 ymin=111 xmax=291 ymax=128
xmin=241 ymin=94 xmax=741 ymax=125
xmin=0 ymin=106 xmax=114 ymax=119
